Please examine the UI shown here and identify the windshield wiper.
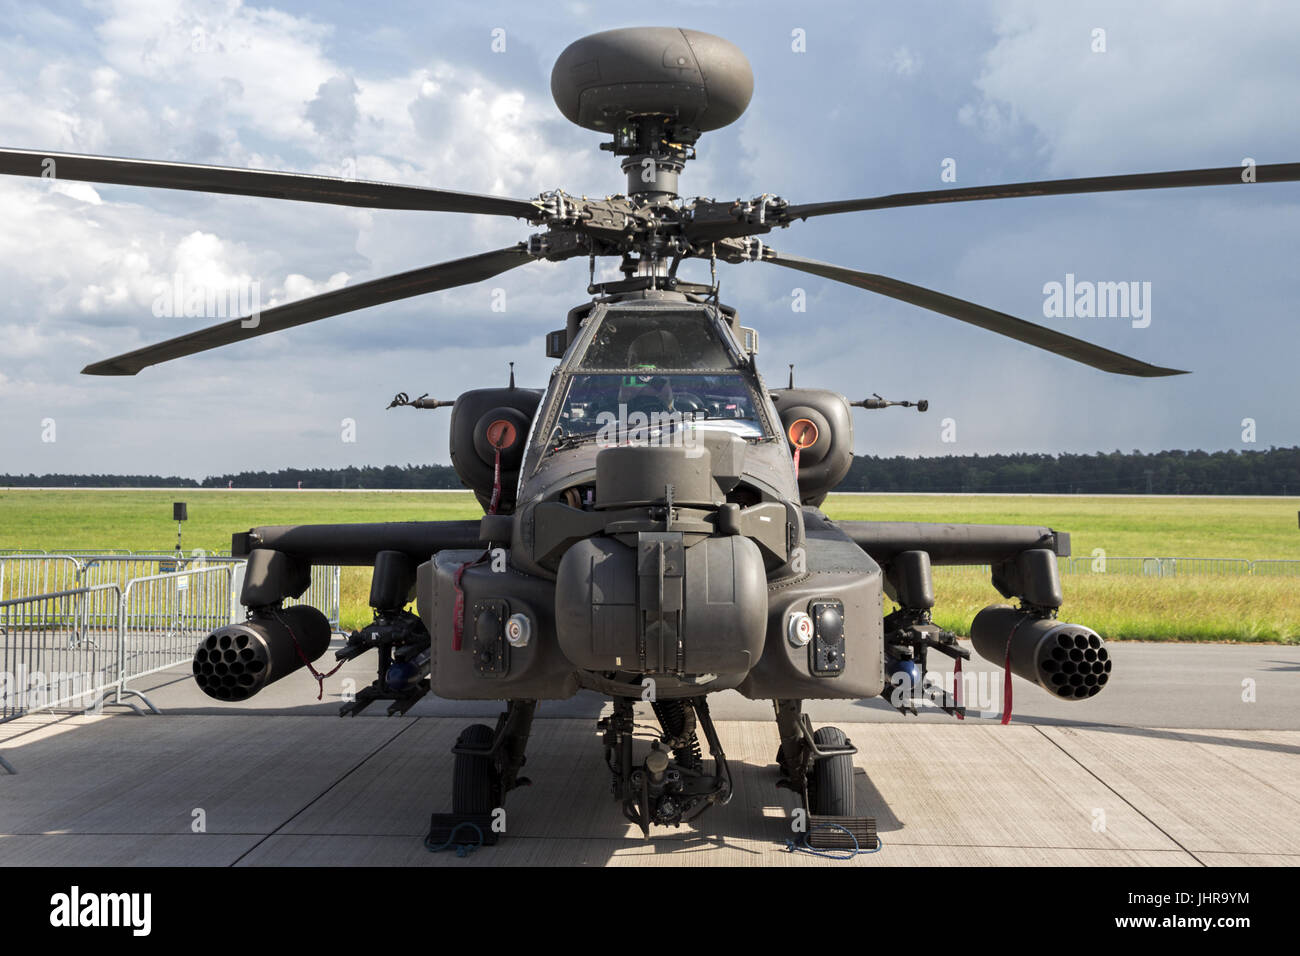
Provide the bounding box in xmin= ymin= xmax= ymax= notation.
xmin=548 ymin=431 xmax=601 ymax=454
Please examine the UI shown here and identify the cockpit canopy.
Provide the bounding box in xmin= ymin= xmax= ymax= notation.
xmin=526 ymin=301 xmax=779 ymax=472
xmin=577 ymin=310 xmax=737 ymax=370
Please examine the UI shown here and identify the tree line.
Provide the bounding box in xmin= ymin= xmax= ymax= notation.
xmin=3 ymin=447 xmax=1297 ymax=495
xmin=840 ymin=447 xmax=1299 ymax=495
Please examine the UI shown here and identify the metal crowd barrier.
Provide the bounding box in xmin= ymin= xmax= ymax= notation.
xmin=118 ymin=565 xmax=236 ymax=690
xmin=1061 ymin=556 xmax=1299 ymax=577
xmin=288 ymin=562 xmax=342 ymax=632
xmin=0 ymin=558 xmax=344 ymax=744
xmin=1250 ymin=560 xmax=1300 ymax=576
xmin=1 ymin=583 xmax=123 ymax=723
xmin=928 ymin=556 xmax=1300 ymax=580
xmin=77 ymin=553 xmax=243 ymax=592
xmin=0 ymin=556 xmax=83 ymax=601
xmin=0 ymin=553 xmax=342 ymax=622
xmin=0 ymin=567 xmax=239 ymax=733
xmin=221 ymin=561 xmax=341 ymax=633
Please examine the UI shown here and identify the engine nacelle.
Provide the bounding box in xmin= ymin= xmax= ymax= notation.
xmin=449 ymin=387 xmax=542 ymax=513
xmin=770 ymin=388 xmax=854 ymax=506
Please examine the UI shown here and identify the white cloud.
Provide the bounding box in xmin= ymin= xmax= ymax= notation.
xmin=49 ymin=181 xmax=104 ymax=204
xmin=890 ymin=46 xmax=921 ymax=76
xmin=272 ymin=271 xmax=351 ymax=306
xmin=964 ymin=1 xmax=1300 ymax=171
xmin=92 ymin=0 xmax=337 ymax=149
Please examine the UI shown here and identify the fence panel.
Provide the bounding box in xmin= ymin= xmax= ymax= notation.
xmin=78 ymin=555 xmax=182 ymax=592
xmin=1252 ymin=560 xmax=1300 ymax=577
xmin=53 ymin=549 xmax=135 ymax=556
xmin=119 ymin=565 xmax=237 ymax=687
xmin=285 ymin=564 xmax=342 ymax=632
xmin=0 ymin=584 xmax=122 ymax=722
xmin=914 ymin=555 xmax=1283 ymax=581
xmin=0 ymin=556 xmax=84 ymax=602
xmin=1165 ymin=557 xmax=1253 ymax=577
xmin=1060 ymin=557 xmax=1089 ymax=575
xmin=930 ymin=564 xmax=991 ymax=580
xmin=1059 ymin=556 xmax=1158 ymax=576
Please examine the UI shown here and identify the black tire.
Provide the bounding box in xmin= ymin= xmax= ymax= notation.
xmin=810 ymin=726 xmax=855 ymax=817
xmin=453 ymin=723 xmax=497 ymax=815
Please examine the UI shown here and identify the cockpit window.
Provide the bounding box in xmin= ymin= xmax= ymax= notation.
xmin=553 ymin=372 xmax=770 ymax=442
xmin=578 ymin=310 xmax=737 ymax=370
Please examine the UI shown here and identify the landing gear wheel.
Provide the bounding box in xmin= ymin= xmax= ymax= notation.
xmin=810 ymin=726 xmax=855 ymax=817
xmin=453 ymin=723 xmax=498 ymax=815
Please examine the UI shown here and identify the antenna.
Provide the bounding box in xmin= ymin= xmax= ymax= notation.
xmin=851 ymin=393 xmax=929 ymax=412
xmin=509 ymin=361 xmax=515 ymax=389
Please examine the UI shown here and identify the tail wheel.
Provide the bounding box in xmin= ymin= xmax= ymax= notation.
xmin=809 ymin=726 xmax=855 ymax=817
xmin=453 ymin=723 xmax=498 ymax=815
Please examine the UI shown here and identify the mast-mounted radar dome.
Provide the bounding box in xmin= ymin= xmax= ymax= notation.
xmin=550 ymin=27 xmax=754 ymax=134
xmin=551 ymin=27 xmax=753 ymax=198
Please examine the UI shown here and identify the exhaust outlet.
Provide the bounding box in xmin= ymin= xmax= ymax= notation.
xmin=193 ymin=605 xmax=331 ymax=701
xmin=970 ymin=605 xmax=1111 ymax=700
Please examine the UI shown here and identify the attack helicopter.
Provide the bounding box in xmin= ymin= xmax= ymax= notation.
xmin=3 ymin=27 xmax=1296 ymax=843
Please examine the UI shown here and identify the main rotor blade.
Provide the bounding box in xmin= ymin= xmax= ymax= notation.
xmin=760 ymin=249 xmax=1187 ymax=377
xmin=0 ymin=147 xmax=541 ymax=219
xmin=83 ymin=244 xmax=537 ymax=376
xmin=783 ymin=162 xmax=1300 ymax=221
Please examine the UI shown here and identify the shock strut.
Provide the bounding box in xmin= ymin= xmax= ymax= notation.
xmin=652 ymin=699 xmax=703 ymax=771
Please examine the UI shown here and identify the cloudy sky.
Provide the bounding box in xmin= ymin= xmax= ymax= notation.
xmin=1 ymin=0 xmax=1297 ymax=478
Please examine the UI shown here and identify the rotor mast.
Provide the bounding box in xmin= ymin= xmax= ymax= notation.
xmin=599 ymin=114 xmax=699 ymax=286
xmin=604 ymin=115 xmax=698 ymax=202
xmin=550 ymin=27 xmax=754 ymax=289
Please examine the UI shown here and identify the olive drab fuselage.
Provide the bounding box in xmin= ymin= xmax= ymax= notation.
xmin=416 ymin=292 xmax=886 ymax=704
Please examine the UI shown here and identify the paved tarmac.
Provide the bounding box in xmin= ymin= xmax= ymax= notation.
xmin=1 ymin=640 xmax=1297 ymax=866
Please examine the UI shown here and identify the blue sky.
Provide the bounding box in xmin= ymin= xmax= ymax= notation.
xmin=1 ymin=0 xmax=1297 ymax=477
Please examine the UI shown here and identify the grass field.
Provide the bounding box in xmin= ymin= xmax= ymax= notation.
xmin=1 ymin=489 xmax=1296 ymax=642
